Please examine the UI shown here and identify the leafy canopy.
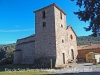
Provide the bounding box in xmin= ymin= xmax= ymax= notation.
xmin=71 ymin=0 xmax=100 ymax=36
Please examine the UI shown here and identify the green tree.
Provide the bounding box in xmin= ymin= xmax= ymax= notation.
xmin=71 ymin=0 xmax=100 ymax=36
xmin=0 ymin=44 xmax=15 ymax=64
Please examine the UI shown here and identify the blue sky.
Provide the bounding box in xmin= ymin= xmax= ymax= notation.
xmin=0 ymin=0 xmax=92 ymax=44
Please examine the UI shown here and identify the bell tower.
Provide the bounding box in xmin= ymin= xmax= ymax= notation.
xmin=34 ymin=4 xmax=57 ymax=57
xmin=34 ymin=3 xmax=67 ymax=68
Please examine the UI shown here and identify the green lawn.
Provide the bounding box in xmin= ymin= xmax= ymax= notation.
xmin=0 ymin=64 xmax=51 ymax=75
xmin=0 ymin=71 xmax=49 ymax=75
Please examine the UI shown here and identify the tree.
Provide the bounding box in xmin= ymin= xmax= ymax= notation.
xmin=71 ymin=0 xmax=100 ymax=36
xmin=0 ymin=44 xmax=15 ymax=64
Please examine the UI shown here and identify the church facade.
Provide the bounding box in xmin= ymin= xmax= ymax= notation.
xmin=13 ymin=3 xmax=78 ymax=68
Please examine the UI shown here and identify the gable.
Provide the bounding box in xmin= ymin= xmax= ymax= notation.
xmin=66 ymin=26 xmax=77 ymax=37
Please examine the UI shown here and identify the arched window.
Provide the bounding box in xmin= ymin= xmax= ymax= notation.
xmin=61 ymin=24 xmax=63 ymax=28
xmin=42 ymin=11 xmax=45 ymax=19
xmin=62 ymin=39 xmax=64 ymax=43
xmin=70 ymin=34 xmax=73 ymax=39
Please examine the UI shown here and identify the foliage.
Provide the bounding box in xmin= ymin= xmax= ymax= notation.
xmin=0 ymin=44 xmax=15 ymax=64
xmin=0 ymin=49 xmax=6 ymax=60
xmin=77 ymin=35 xmax=100 ymax=46
xmin=71 ymin=0 xmax=100 ymax=36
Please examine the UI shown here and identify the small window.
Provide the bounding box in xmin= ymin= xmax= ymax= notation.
xmin=60 ymin=12 xmax=62 ymax=19
xmin=42 ymin=11 xmax=45 ymax=19
xmin=61 ymin=24 xmax=63 ymax=28
xmin=43 ymin=22 xmax=46 ymax=27
xmin=70 ymin=35 xmax=73 ymax=39
xmin=62 ymin=39 xmax=64 ymax=43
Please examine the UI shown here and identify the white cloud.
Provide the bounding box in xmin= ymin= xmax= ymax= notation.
xmin=0 ymin=28 xmax=34 ymax=32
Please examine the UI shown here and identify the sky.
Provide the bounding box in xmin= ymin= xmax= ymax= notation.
xmin=0 ymin=0 xmax=92 ymax=44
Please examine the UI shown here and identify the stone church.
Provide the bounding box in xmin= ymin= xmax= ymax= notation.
xmin=13 ymin=3 xmax=78 ymax=68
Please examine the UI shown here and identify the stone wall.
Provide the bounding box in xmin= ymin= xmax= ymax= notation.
xmin=35 ymin=5 xmax=56 ymax=57
xmin=14 ymin=35 xmax=35 ymax=64
xmin=54 ymin=5 xmax=78 ymax=68
xmin=66 ymin=26 xmax=78 ymax=61
xmin=54 ymin=6 xmax=68 ymax=67
xmin=34 ymin=5 xmax=57 ymax=68
xmin=13 ymin=50 xmax=22 ymax=64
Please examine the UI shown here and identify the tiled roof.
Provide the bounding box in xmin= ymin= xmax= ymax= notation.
xmin=87 ymin=52 xmax=100 ymax=55
xmin=18 ymin=34 xmax=35 ymax=40
xmin=77 ymin=44 xmax=100 ymax=50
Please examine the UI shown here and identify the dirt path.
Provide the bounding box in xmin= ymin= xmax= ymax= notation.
xmin=45 ymin=63 xmax=100 ymax=75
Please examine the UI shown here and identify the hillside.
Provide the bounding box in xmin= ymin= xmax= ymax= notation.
xmin=77 ymin=35 xmax=100 ymax=46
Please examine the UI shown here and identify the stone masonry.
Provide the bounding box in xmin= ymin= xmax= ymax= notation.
xmin=13 ymin=3 xmax=78 ymax=68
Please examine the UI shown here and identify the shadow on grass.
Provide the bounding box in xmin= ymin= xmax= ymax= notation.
xmin=83 ymin=65 xmax=92 ymax=66
xmin=0 ymin=64 xmax=35 ymax=72
xmin=46 ymin=72 xmax=100 ymax=75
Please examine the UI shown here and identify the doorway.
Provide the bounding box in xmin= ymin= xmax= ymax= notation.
xmin=62 ymin=53 xmax=65 ymax=64
xmin=71 ymin=49 xmax=74 ymax=60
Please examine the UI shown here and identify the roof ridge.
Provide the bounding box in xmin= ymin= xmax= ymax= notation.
xmin=34 ymin=3 xmax=66 ymax=15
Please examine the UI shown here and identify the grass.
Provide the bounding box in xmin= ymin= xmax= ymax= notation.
xmin=0 ymin=71 xmax=49 ymax=75
xmin=0 ymin=64 xmax=52 ymax=75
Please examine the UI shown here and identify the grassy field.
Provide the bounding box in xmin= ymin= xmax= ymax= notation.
xmin=0 ymin=71 xmax=49 ymax=75
xmin=0 ymin=64 xmax=51 ymax=75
